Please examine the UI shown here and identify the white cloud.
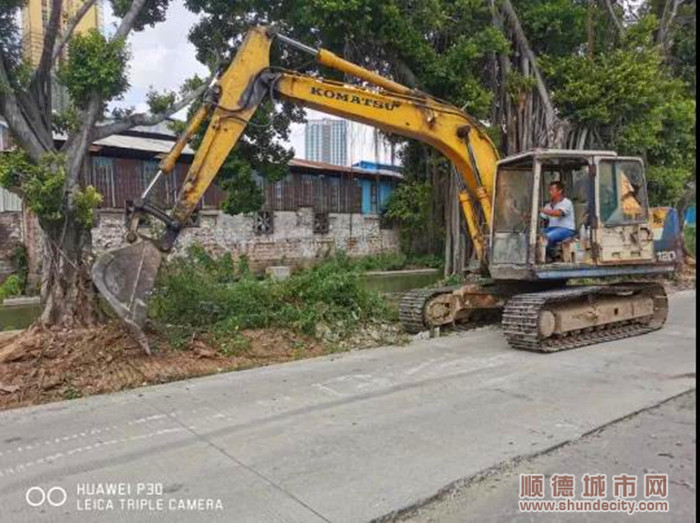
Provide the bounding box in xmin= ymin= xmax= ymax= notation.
xmin=106 ymin=0 xmax=208 ymax=113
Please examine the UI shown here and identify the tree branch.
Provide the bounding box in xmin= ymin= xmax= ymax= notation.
xmin=498 ymin=1 xmax=557 ymax=119
xmin=657 ymin=0 xmax=683 ymax=46
xmin=0 ymin=52 xmax=49 ymax=161
xmin=31 ymin=0 xmax=63 ymax=123
xmin=112 ymin=0 xmax=149 ymax=41
xmin=63 ymin=92 xmax=102 ymax=192
xmin=601 ymin=0 xmax=624 ymax=36
xmin=38 ymin=0 xmax=63 ymax=72
xmin=52 ymin=0 xmax=98 ymax=62
xmin=92 ymin=83 xmax=209 ymax=141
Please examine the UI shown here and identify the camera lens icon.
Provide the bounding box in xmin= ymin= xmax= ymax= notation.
xmin=25 ymin=486 xmax=67 ymax=507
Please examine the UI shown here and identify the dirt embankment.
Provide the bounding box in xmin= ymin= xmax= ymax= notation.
xmin=0 ymin=325 xmax=334 ymax=411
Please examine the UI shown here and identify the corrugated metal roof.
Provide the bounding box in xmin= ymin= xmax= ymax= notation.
xmin=52 ymin=129 xmax=400 ymax=179
xmin=91 ymin=133 xmax=195 ymax=155
xmin=289 ymin=158 xmax=403 ymax=179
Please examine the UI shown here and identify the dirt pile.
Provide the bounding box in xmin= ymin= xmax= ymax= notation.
xmin=669 ymin=255 xmax=696 ymax=291
xmin=0 ymin=323 xmax=327 ymax=411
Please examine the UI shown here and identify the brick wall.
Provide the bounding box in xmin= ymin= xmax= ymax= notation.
xmin=93 ymin=208 xmax=400 ymax=271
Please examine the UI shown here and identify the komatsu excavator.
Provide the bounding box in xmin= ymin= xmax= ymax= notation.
xmin=92 ymin=26 xmax=679 ymax=354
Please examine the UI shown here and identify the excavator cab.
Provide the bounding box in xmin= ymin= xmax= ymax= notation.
xmin=489 ymin=149 xmax=673 ymax=281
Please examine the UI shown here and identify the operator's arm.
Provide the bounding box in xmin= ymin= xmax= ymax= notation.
xmin=540 ymin=207 xmax=564 ymax=217
xmin=540 ymin=199 xmax=572 ymax=218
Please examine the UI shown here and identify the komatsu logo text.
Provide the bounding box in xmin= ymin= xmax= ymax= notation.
xmin=310 ymin=87 xmax=400 ymax=111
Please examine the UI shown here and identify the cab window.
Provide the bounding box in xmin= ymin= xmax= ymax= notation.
xmin=494 ymin=166 xmax=532 ymax=233
xmin=598 ymin=160 xmax=648 ymax=225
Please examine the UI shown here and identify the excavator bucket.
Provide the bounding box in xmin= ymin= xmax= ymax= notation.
xmin=91 ymin=241 xmax=163 ymax=355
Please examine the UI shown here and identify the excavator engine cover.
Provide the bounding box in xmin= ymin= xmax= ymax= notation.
xmin=91 ymin=241 xmax=163 ymax=354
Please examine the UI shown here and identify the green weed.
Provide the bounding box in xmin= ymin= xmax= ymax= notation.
xmin=684 ymin=226 xmax=696 ymax=256
xmin=149 ymin=246 xmax=393 ymax=344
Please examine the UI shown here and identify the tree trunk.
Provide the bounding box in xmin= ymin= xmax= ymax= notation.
xmin=38 ymin=215 xmax=102 ymax=327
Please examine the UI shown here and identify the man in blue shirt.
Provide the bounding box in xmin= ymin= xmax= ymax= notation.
xmin=540 ymin=181 xmax=576 ymax=260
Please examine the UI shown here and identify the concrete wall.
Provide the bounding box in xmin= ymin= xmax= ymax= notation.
xmin=92 ymin=208 xmax=400 ymax=271
xmin=0 ymin=209 xmax=42 ymax=287
xmin=0 ymin=212 xmax=23 ymax=281
xmin=0 ymin=206 xmax=399 ymax=283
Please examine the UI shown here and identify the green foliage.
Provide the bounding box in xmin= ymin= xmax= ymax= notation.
xmin=667 ymin=2 xmax=695 ymax=95
xmin=185 ymin=98 xmax=295 ymax=215
xmin=541 ymin=17 xmax=696 ymax=207
xmin=109 ymin=0 xmax=170 ymax=31
xmin=217 ymin=160 xmax=265 ymax=215
xmin=0 ymin=151 xmax=105 ymax=228
xmin=0 ymin=151 xmax=67 ymax=223
xmin=385 ymin=179 xmax=433 ymax=253
xmin=58 ymin=29 xmax=129 ymax=108
xmin=73 ymin=185 xmax=104 ymax=228
xmin=9 ymin=243 xmax=28 ymax=294
xmin=684 ymin=227 xmax=696 ymax=257
xmin=146 ymin=88 xmax=176 ymax=114
xmin=180 ymin=74 xmax=207 ymax=97
xmin=334 ymin=251 xmax=444 ymax=271
xmin=0 ymin=275 xmax=22 ymax=303
xmin=505 ymin=70 xmax=537 ymax=102
xmin=386 ymin=180 xmax=432 ymax=228
xmin=518 ymin=0 xmax=587 ymax=57
xmin=149 ymin=246 xmax=392 ymax=341
xmin=348 ymin=252 xmax=408 ymax=272
xmin=52 ymin=106 xmax=82 ymax=135
xmin=63 ymin=386 xmax=83 ymax=400
xmin=0 ymin=0 xmax=24 ymax=67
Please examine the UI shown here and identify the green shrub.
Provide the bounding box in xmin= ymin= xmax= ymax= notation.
xmin=149 ymin=246 xmax=392 ymax=342
xmin=684 ymin=226 xmax=696 ymax=256
xmin=323 ymin=251 xmax=443 ymax=272
xmin=0 ymin=274 xmax=23 ymax=302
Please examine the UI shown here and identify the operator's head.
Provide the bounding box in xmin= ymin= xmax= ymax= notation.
xmin=548 ymin=181 xmax=565 ymax=201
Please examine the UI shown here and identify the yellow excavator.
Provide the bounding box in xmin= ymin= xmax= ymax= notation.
xmin=92 ymin=26 xmax=677 ymax=354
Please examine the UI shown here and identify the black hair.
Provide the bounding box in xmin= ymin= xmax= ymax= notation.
xmin=549 ymin=181 xmax=565 ymax=193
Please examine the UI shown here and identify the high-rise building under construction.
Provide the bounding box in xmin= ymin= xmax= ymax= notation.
xmin=21 ymin=0 xmax=103 ymax=110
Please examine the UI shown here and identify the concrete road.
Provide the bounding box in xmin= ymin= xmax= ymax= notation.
xmin=0 ymin=290 xmax=695 ymax=523
xmin=402 ymin=391 xmax=696 ymax=522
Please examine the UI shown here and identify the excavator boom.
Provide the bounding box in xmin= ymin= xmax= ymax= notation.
xmin=92 ymin=26 xmax=500 ymax=352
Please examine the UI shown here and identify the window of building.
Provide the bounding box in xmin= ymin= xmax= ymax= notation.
xmin=254 ymin=211 xmax=274 ymax=235
xmin=313 ymin=212 xmax=329 ymax=234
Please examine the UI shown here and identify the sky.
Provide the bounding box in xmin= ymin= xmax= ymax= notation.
xmin=105 ymin=0 xmax=396 ymax=166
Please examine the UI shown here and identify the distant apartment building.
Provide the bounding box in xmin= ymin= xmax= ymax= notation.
xmin=305 ymin=119 xmax=347 ymax=166
xmin=21 ymin=0 xmax=103 ymax=111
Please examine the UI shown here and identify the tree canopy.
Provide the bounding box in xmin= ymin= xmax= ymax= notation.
xmin=184 ymin=0 xmax=694 ymax=212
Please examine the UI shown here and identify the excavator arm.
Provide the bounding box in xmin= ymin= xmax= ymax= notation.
xmin=92 ymin=26 xmax=500 ymax=353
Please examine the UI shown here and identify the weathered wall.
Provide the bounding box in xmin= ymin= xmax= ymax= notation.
xmin=0 ymin=212 xmax=23 ymax=282
xmin=0 ymin=209 xmax=42 ymax=287
xmin=92 ymin=208 xmax=400 ymax=271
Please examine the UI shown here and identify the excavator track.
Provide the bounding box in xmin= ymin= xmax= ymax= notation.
xmin=398 ymin=286 xmax=461 ymax=333
xmin=502 ymin=283 xmax=668 ymax=352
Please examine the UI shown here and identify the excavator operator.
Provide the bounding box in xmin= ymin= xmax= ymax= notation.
xmin=540 ymin=181 xmax=576 ymax=259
